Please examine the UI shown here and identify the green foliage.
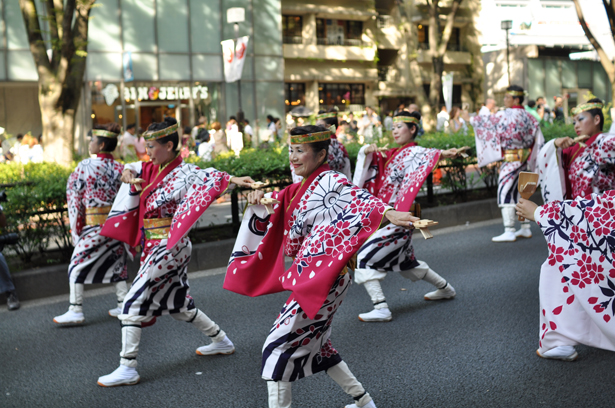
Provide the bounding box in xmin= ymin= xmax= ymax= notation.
xmin=190 ymin=147 xmax=293 ymax=185
xmin=540 ymin=122 xmax=575 ymax=142
xmin=0 ymin=162 xmax=73 ymax=263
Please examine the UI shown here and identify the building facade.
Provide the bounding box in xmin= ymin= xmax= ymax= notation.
xmin=478 ymin=0 xmax=613 ymax=109
xmin=281 ymin=0 xmax=483 ymax=116
xmin=0 ymin=0 xmax=284 ymax=152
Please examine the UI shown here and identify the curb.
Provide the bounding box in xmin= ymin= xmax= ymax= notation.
xmin=1 ymin=196 xmax=509 ymax=303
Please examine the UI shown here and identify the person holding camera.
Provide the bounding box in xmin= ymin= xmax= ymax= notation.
xmin=0 ymin=200 xmax=20 ymax=310
xmin=53 ymin=122 xmax=129 ymax=325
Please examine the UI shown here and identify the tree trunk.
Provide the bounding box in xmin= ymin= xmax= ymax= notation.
xmin=430 ymin=56 xmax=444 ymax=114
xmin=39 ymin=82 xmax=76 ymax=166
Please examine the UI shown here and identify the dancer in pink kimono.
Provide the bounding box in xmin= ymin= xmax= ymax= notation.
xmin=517 ymin=191 xmax=615 ymax=361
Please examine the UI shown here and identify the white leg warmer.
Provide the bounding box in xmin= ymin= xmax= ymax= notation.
xmin=421 ymin=268 xmax=448 ymax=290
xmin=363 ymin=280 xmax=388 ymax=310
xmin=520 ymin=221 xmax=531 ymax=230
xmin=267 ymin=380 xmax=292 ymax=408
xmin=354 ymin=268 xmax=387 ymax=285
xmin=119 ymin=324 xmax=142 ymax=368
xmin=114 ymin=281 xmax=128 ymax=305
xmin=399 ymin=260 xmax=430 ymax=282
xmin=172 ymin=309 xmax=226 ymax=342
xmin=327 ymin=361 xmax=372 ymax=407
xmin=501 ymin=205 xmax=516 ymax=232
xmin=69 ymin=282 xmax=84 ymax=313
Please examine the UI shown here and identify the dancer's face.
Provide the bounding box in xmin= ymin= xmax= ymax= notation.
xmin=392 ymin=122 xmax=415 ymax=146
xmin=573 ymin=111 xmax=601 ymax=137
xmin=146 ymin=139 xmax=175 ymax=166
xmin=289 ymin=143 xmax=326 ymax=177
xmin=88 ymin=136 xmax=102 ymax=155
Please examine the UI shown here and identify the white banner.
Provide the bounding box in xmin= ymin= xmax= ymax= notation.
xmin=442 ymin=72 xmax=454 ymax=113
xmin=221 ymin=36 xmax=249 ymax=83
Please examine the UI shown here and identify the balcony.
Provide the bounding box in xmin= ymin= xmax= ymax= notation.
xmin=316 ymin=38 xmax=365 ymax=47
xmin=416 ymin=48 xmax=472 ymax=65
xmin=418 ymin=43 xmax=468 ymax=52
xmin=284 ymin=36 xmax=304 ymax=45
xmin=283 ymin=43 xmax=376 ymax=61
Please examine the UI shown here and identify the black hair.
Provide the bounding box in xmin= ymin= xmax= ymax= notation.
xmin=243 ymin=119 xmax=250 ymax=125
xmin=317 ymin=108 xmax=339 ymax=129
xmin=16 ymin=133 xmax=23 ymax=139
xmin=126 ymin=123 xmax=136 ymax=130
xmin=527 ymin=100 xmax=536 ymax=108
xmin=93 ymin=122 xmax=120 ymax=151
xmin=229 ymin=116 xmax=237 ymax=121
xmin=290 ymin=125 xmax=331 ymax=166
xmin=507 ymin=85 xmax=525 ymax=104
xmin=267 ymin=115 xmax=274 ymax=121
xmin=147 ymin=117 xmax=179 ymax=150
xmin=581 ymin=98 xmax=605 ymax=131
xmin=183 ymin=126 xmax=192 ymax=135
xmin=393 ymin=110 xmax=421 ymax=137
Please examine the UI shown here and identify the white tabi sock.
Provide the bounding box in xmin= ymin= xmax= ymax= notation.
xmin=327 ymin=361 xmax=373 ymax=407
xmin=267 ymin=380 xmax=292 ymax=408
xmin=119 ymin=324 xmax=142 ymax=368
xmin=363 ymin=280 xmax=388 ymax=310
xmin=69 ymin=282 xmax=84 ymax=313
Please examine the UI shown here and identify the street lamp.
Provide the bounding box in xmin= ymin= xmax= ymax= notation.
xmin=501 ymin=20 xmax=512 ymax=86
xmin=227 ymin=7 xmax=245 ymax=125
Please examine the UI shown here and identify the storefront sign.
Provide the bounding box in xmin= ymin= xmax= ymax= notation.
xmin=101 ymin=84 xmax=209 ymax=106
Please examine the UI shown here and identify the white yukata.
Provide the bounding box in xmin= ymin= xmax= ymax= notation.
xmin=535 ymin=191 xmax=615 ymax=355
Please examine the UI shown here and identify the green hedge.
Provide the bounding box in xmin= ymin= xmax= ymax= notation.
xmin=0 ymin=162 xmax=73 ymax=263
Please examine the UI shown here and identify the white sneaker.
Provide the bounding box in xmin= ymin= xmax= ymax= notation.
xmin=536 ymin=346 xmax=578 ymax=361
xmin=358 ymin=307 xmax=392 ymax=322
xmin=346 ymin=401 xmax=377 ymax=408
xmin=515 ymin=228 xmax=532 ymax=239
xmin=196 ymin=336 xmax=235 ymax=356
xmin=108 ymin=306 xmax=122 ymax=317
xmin=492 ymin=231 xmax=516 ymax=242
xmin=97 ymin=365 xmax=140 ymax=387
xmin=53 ymin=310 xmax=85 ymax=325
xmin=424 ymin=284 xmax=456 ymax=301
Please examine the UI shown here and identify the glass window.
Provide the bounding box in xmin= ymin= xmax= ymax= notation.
xmin=88 ymin=0 xmax=122 ymax=52
xmin=5 ymin=0 xmax=29 ymax=49
xmin=561 ymin=60 xmax=577 ymax=89
xmin=283 ymin=16 xmax=303 ymax=44
xmin=528 ymin=59 xmax=545 ymax=100
xmin=593 ymin=64 xmax=608 ymax=102
xmin=417 ymin=25 xmax=461 ymax=51
xmin=319 ymin=83 xmax=365 ymax=107
xmin=577 ymin=61 xmax=593 ymax=88
xmin=285 ymin=83 xmax=305 ymax=111
xmin=191 ymin=0 xmax=221 ymax=54
xmin=157 ymin=0 xmax=189 ymax=53
xmin=545 ymin=59 xmax=561 ymax=102
xmin=317 ymin=19 xmax=326 ymax=42
xmin=122 ymin=0 xmax=156 ymax=52
xmin=86 ymin=52 xmax=121 ymax=81
xmin=346 ymin=21 xmax=362 ymax=40
xmin=159 ymin=54 xmax=190 ymax=81
xmin=253 ymin=0 xmax=282 ymax=56
xmin=7 ymin=51 xmax=38 ymax=81
xmin=316 ymin=19 xmax=363 ymax=46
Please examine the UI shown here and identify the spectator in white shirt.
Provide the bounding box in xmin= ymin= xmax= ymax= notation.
xmin=436 ymin=106 xmax=450 ymax=132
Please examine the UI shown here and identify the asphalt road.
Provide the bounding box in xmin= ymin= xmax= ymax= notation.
xmin=1 ymin=220 xmax=614 ymax=408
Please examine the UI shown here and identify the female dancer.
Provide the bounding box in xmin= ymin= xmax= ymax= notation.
xmin=352 ymin=111 xmax=461 ymax=322
xmin=538 ymin=98 xmax=615 ymax=203
xmin=290 ymin=109 xmax=352 ymax=183
xmin=225 ymin=125 xmax=417 ymax=408
xmin=97 ymin=117 xmax=254 ymax=386
xmin=516 ymin=192 xmax=615 ymax=361
xmin=53 ymin=123 xmax=128 ymax=325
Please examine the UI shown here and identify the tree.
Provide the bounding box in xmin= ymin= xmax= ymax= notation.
xmin=19 ymin=0 xmax=96 ymax=166
xmin=402 ymin=0 xmax=462 ymax=129
xmin=572 ymin=0 xmax=615 ymax=106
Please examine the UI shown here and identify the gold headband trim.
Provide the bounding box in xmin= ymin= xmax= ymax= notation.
xmin=393 ymin=116 xmax=419 ymax=125
xmin=506 ymin=90 xmax=525 ymax=97
xmin=316 ymin=112 xmax=337 ymax=120
xmin=290 ymin=130 xmax=332 ymax=144
xmin=92 ymin=129 xmax=119 ymax=138
xmin=143 ymin=123 xmax=179 ymax=141
xmin=572 ymin=102 xmax=603 ymax=115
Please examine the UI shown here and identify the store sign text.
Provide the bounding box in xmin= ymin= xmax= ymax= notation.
xmin=102 ymin=84 xmax=209 ymax=106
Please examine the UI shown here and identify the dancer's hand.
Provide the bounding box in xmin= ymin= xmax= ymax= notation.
xmin=230 ymin=176 xmax=256 ymax=188
xmin=247 ymin=190 xmax=265 ymax=205
xmin=440 ymin=148 xmax=459 ymax=159
xmin=385 ymin=210 xmax=420 ymax=229
xmin=515 ymin=198 xmax=538 ymax=222
xmin=364 ymin=144 xmax=379 ymax=155
xmin=121 ymin=169 xmax=136 ymax=184
xmin=554 ymin=137 xmax=575 ymax=149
